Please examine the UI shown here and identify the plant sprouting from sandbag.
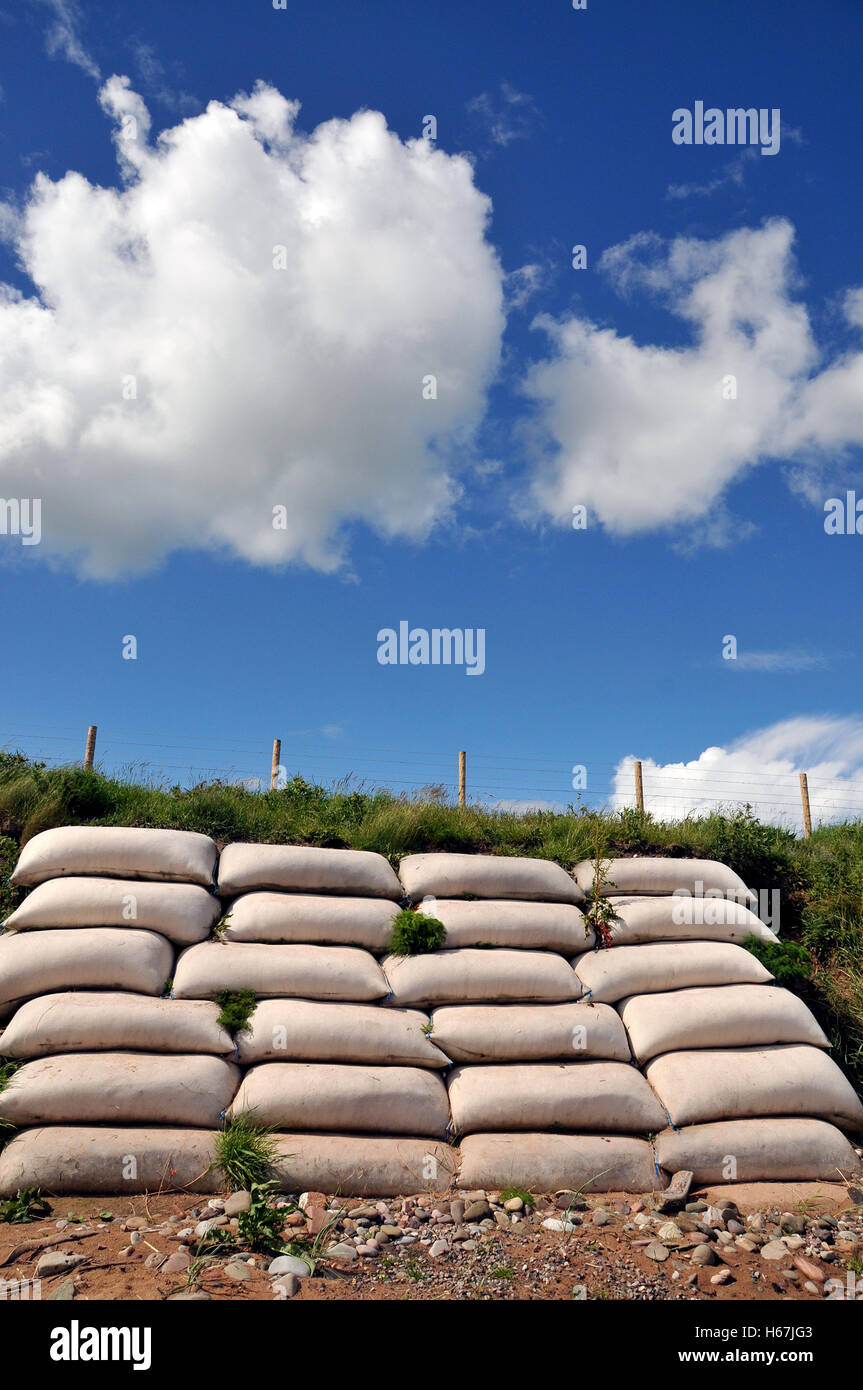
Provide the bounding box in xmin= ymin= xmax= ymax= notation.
xmin=215 ymin=988 xmax=257 ymax=1036
xmin=388 ymin=908 xmax=446 ymax=955
xmin=214 ymin=1113 xmax=280 ymax=1190
xmin=212 ymin=911 xmax=233 ymax=941
xmin=580 ymin=816 xmax=620 ymax=949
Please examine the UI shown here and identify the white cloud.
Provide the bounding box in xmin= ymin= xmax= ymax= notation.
xmin=726 ymin=649 xmax=827 ymax=673
xmin=612 ymin=715 xmax=863 ymax=830
xmin=521 ymin=219 xmax=863 ymax=541
xmin=0 ymin=80 xmax=505 ymax=577
xmin=666 ymin=149 xmax=756 ymax=200
xmin=466 ymin=82 xmax=539 ymax=149
xmin=37 ymin=0 xmax=100 ymax=80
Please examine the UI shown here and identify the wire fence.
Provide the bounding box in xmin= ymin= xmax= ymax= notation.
xmin=4 ymin=721 xmax=863 ymax=832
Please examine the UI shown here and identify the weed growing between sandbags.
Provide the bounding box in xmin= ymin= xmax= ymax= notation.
xmin=387 ymin=908 xmax=446 ymax=955
xmin=214 ymin=1114 xmax=279 ymax=1190
xmin=215 ymin=989 xmax=257 ymax=1036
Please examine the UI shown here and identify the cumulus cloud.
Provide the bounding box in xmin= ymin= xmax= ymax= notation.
xmin=0 ymin=79 xmax=505 ymax=576
xmin=612 ymin=715 xmax=863 ymax=830
xmin=522 ymin=219 xmax=863 ymax=541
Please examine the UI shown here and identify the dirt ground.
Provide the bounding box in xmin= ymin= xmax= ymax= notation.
xmin=2 ymin=1180 xmax=859 ymax=1302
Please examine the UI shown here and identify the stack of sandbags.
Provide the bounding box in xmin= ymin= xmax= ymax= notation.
xmin=205 ymin=843 xmax=455 ymax=1195
xmin=0 ymin=826 xmax=239 ymax=1194
xmin=393 ymin=853 xmax=663 ymax=1193
xmin=573 ymin=856 xmax=863 ymax=1182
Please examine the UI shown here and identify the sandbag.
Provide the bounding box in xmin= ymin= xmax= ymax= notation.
xmin=236 ymin=999 xmax=449 ymax=1067
xmin=0 ymin=993 xmax=234 ymax=1059
xmin=574 ymin=856 xmax=755 ymax=904
xmin=655 ymin=1118 xmax=863 ymax=1183
xmin=458 ymin=1132 xmax=663 ymax=1193
xmin=217 ymin=843 xmax=402 ymax=898
xmin=172 ymin=941 xmax=388 ymax=1002
xmin=398 ymin=853 xmax=582 ymax=904
xmin=447 ymin=1062 xmax=667 ymax=1134
xmin=619 ymin=984 xmax=830 ymax=1063
xmin=383 ymin=949 xmax=581 ymax=1007
xmin=229 ymin=1062 xmax=450 ymax=1137
xmin=601 ymin=896 xmax=776 ymax=947
xmin=222 ymin=892 xmax=399 ymax=949
xmin=431 ymin=899 xmax=592 ymax=952
xmin=11 ymin=826 xmax=217 ymax=887
xmin=575 ymin=941 xmax=773 ymax=1004
xmin=645 ymin=1045 xmax=863 ymax=1131
xmin=270 ymin=1134 xmax=456 ymax=1195
xmin=430 ymin=1002 xmax=630 ymax=1063
xmin=0 ymin=1053 xmax=240 ymax=1128
xmin=4 ymin=876 xmax=220 ymax=944
xmin=0 ymin=929 xmax=173 ymax=1015
xmin=0 ymin=1126 xmax=222 ymax=1196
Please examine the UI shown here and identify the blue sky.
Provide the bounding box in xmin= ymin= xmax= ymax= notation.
xmin=1 ymin=0 xmax=862 ymax=827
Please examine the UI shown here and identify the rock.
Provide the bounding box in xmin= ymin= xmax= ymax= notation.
xmin=691 ymin=1244 xmax=718 ymax=1267
xmin=225 ymin=1261 xmax=252 ymax=1282
xmin=144 ymin=1253 xmax=167 ymax=1270
xmin=130 ymin=1231 xmax=142 ymax=1245
xmin=462 ymin=1240 xmax=477 ymax=1251
xmin=305 ymin=1207 xmax=328 ymax=1237
xmin=449 ymin=1200 xmax=466 ymax=1223
xmin=299 ymin=1191 xmax=327 ymax=1212
xmin=645 ymin=1242 xmax=669 ymax=1262
xmin=658 ymin=1170 xmax=693 ymax=1211
xmin=47 ymin=1279 xmax=76 ymax=1301
xmin=780 ymin=1212 xmax=807 ymax=1235
xmin=657 ymin=1222 xmax=682 ymax=1243
xmin=268 ymin=1255 xmax=311 ymax=1278
xmin=504 ymin=1197 xmax=524 ymax=1213
xmin=162 ymin=1252 xmax=191 ymax=1274
xmin=592 ymin=1209 xmax=613 ymax=1227
xmin=726 ymin=1219 xmax=745 ymax=1235
xmin=356 ymin=1244 xmax=378 ymax=1256
xmin=783 ymin=1235 xmax=805 ymax=1251
xmin=326 ymin=1242 xmax=358 ymax=1261
xmin=124 ymin=1216 xmax=147 ymax=1231
xmin=380 ymin=1224 xmax=403 ymax=1237
xmin=735 ymin=1236 xmax=758 ymax=1253
xmin=118 ymin=1245 xmax=135 ymax=1259
xmin=463 ymin=1201 xmax=490 ymax=1222
xmin=167 ymin=1291 xmax=211 ymax=1300
xmin=273 ymin=1274 xmax=300 ymax=1298
xmin=715 ymin=1231 xmax=734 ymax=1246
xmin=542 ymin=1218 xmax=577 ymax=1234
xmin=494 ymin=1211 xmax=509 ymax=1229
xmin=793 ymin=1256 xmax=825 ymax=1283
xmin=685 ymin=1201 xmax=708 ymax=1213
xmin=803 ymin=1280 xmax=821 ymax=1295
xmin=223 ymin=1190 xmax=252 ymax=1218
xmin=429 ymin=1240 xmax=449 ymax=1257
xmin=760 ymin=1240 xmax=789 ymax=1261
xmin=848 ymin=1186 xmax=863 ymax=1206
xmin=36 ymin=1252 xmax=86 ymax=1278
xmin=703 ymin=1206 xmax=726 ymax=1229
xmin=711 ymin=1269 xmax=734 ymax=1286
xmin=194 ymin=1216 xmax=226 ymax=1238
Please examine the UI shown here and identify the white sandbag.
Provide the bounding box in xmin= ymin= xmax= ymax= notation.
xmin=0 ymin=992 xmax=234 ymax=1059
xmin=382 ymin=949 xmax=581 ymax=1007
xmin=172 ymin=941 xmax=388 ymax=1002
xmin=222 ymin=892 xmax=399 ymax=949
xmin=447 ymin=1062 xmax=667 ymax=1134
xmin=430 ymin=1002 xmax=630 ymax=1063
xmin=270 ymin=1134 xmax=456 ymax=1195
xmin=0 ymin=1126 xmax=222 ymax=1196
xmin=655 ymin=1118 xmax=863 ymax=1183
xmin=236 ymin=999 xmax=449 ymax=1067
xmin=619 ymin=984 xmax=830 ymax=1063
xmin=574 ymin=856 xmax=755 ymax=904
xmin=575 ymin=941 xmax=773 ymax=1004
xmin=229 ymin=1062 xmax=450 ymax=1137
xmin=398 ymin=853 xmax=583 ymax=904
xmin=458 ymin=1132 xmax=663 ymax=1193
xmin=431 ymin=899 xmax=593 ymax=952
xmin=217 ymin=843 xmax=402 ymax=898
xmin=601 ymin=895 xmax=777 ymax=947
xmin=0 ymin=928 xmax=173 ymax=1014
xmin=0 ymin=1053 xmax=240 ymax=1128
xmin=645 ymin=1045 xmax=863 ymax=1131
xmin=4 ymin=876 xmax=220 ymax=944
xmin=11 ymin=825 xmax=217 ymax=887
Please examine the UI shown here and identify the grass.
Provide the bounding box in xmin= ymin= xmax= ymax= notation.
xmin=499 ymin=1186 xmax=534 ymax=1207
xmin=0 ymin=752 xmax=862 ymax=1094
xmin=0 ymin=1188 xmax=52 ymax=1223
xmin=387 ymin=908 xmax=447 ymax=956
xmin=215 ymin=989 xmax=257 ymax=1036
xmin=213 ymin=1114 xmax=280 ymax=1191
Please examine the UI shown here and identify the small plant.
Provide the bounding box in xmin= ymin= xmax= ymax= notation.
xmin=212 ymin=912 xmax=233 ymax=941
xmin=421 ymin=1022 xmax=434 ymax=1036
xmin=491 ymin=1266 xmax=515 ymax=1279
xmin=215 ymin=988 xmax=257 ymax=1035
xmin=161 ymin=977 xmax=173 ymax=997
xmin=580 ymin=815 xmax=619 ymax=949
xmin=500 ymin=1186 xmax=533 ymax=1207
xmin=744 ymin=935 xmax=812 ymax=988
xmin=388 ymin=908 xmax=446 ymax=956
xmin=0 ymin=1188 xmax=52 ymax=1224
xmin=214 ymin=1113 xmax=279 ymax=1190
xmin=404 ymin=1257 xmax=425 ymax=1282
xmin=845 ymin=1255 xmax=863 ymax=1277
xmin=236 ymin=1182 xmax=298 ymax=1254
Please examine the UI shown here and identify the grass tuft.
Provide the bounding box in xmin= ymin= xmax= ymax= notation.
xmin=388 ymin=908 xmax=446 ymax=956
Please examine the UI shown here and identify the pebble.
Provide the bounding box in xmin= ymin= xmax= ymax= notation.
xmin=224 ymin=1261 xmax=252 ymax=1282
xmin=326 ymin=1242 xmax=358 ymax=1261
xmin=429 ymin=1240 xmax=449 ymax=1257
xmin=268 ymin=1255 xmax=311 ymax=1278
xmin=47 ymin=1279 xmax=76 ymax=1301
xmin=504 ymin=1197 xmax=523 ymax=1213
xmin=711 ymin=1269 xmax=734 ymax=1286
xmin=36 ymin=1252 xmax=85 ymax=1277
xmin=645 ymin=1242 xmax=669 ymax=1262
xmin=463 ymin=1201 xmax=491 ymax=1222
xmin=542 ymin=1218 xmax=578 ymax=1234
xmin=223 ymin=1191 xmax=252 ymax=1218
xmin=691 ymin=1244 xmax=718 ymax=1267
xmin=273 ymin=1274 xmax=300 ymax=1298
xmin=760 ymin=1240 xmax=789 ymax=1261
xmin=162 ymin=1252 xmax=191 ymax=1274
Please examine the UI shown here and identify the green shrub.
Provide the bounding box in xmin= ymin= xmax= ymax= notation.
xmin=215 ymin=989 xmax=257 ymax=1036
xmin=743 ymin=935 xmax=813 ymax=988
xmin=214 ymin=1115 xmax=279 ymax=1191
xmin=388 ymin=908 xmax=446 ymax=955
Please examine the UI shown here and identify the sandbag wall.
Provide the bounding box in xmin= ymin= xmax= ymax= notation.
xmin=572 ymin=857 xmax=863 ymax=1184
xmin=0 ymin=827 xmax=239 ymax=1193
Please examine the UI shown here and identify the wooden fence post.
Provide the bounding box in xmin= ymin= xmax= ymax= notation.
xmin=270 ymin=739 xmax=282 ymax=792
xmin=634 ymin=759 xmax=644 ymax=814
xmin=84 ymin=725 xmax=97 ymax=770
xmin=799 ymin=771 xmax=812 ymax=839
xmin=458 ymin=750 xmax=466 ymax=807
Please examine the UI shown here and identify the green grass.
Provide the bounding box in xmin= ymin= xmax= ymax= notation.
xmin=215 ymin=989 xmax=257 ymax=1036
xmin=499 ymin=1187 xmax=534 ymax=1207
xmin=0 ymin=1188 xmax=52 ymax=1224
xmin=1 ymin=752 xmax=862 ymax=1094
xmin=213 ymin=1114 xmax=280 ymax=1191
xmin=387 ymin=908 xmax=446 ymax=956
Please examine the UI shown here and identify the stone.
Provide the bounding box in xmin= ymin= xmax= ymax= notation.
xmin=380 ymin=1224 xmax=403 ymax=1237
xmin=494 ymin=1212 xmax=509 ymax=1229
xmin=449 ymin=1200 xmax=466 ymax=1223
xmin=658 ymin=1170 xmax=693 ymax=1211
xmin=130 ymin=1231 xmax=142 ymax=1245
xmin=326 ymin=1242 xmax=358 ymax=1261
xmin=685 ymin=1201 xmax=708 ymax=1213
xmin=735 ymin=1236 xmax=758 ymax=1253
xmin=195 ymin=1217 xmax=226 ymax=1238
xmin=592 ymin=1209 xmax=613 ymax=1227
xmin=47 ymin=1279 xmax=76 ymax=1301
xmin=124 ymin=1216 xmax=147 ymax=1231
xmin=429 ymin=1240 xmax=449 ymax=1257
xmin=726 ymin=1219 xmax=745 ymax=1235
xmin=711 ymin=1269 xmax=734 ymax=1286
xmin=36 ymin=1252 xmax=86 ymax=1278
xmin=273 ymin=1274 xmax=300 ymax=1298
xmin=542 ymin=1218 xmax=577 ymax=1234
xmin=463 ymin=1201 xmax=490 ymax=1222
xmin=645 ymin=1242 xmax=669 ymax=1262
xmin=760 ymin=1241 xmax=789 ymax=1262
xmin=691 ymin=1244 xmax=718 ymax=1267
xmin=144 ymin=1253 xmax=167 ymax=1270
xmin=162 ymin=1252 xmax=191 ymax=1274
xmin=783 ymin=1235 xmax=805 ymax=1251
xmin=504 ymin=1197 xmax=524 ymax=1213
xmin=780 ymin=1212 xmax=807 ymax=1235
xmin=225 ymin=1261 xmax=252 ymax=1282
xmin=223 ymin=1190 xmax=251 ymax=1218
xmin=299 ymin=1191 xmax=326 ymax=1212
xmin=793 ymin=1257 xmax=826 ymax=1283
xmin=703 ymin=1206 xmax=726 ymax=1229
xmin=268 ymin=1255 xmax=311 ymax=1278
xmin=118 ymin=1245 xmax=135 ymax=1259
xmin=167 ymin=1291 xmax=211 ymax=1300
xmin=657 ymin=1222 xmax=682 ymax=1243
xmin=305 ymin=1207 xmax=328 ymax=1237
